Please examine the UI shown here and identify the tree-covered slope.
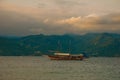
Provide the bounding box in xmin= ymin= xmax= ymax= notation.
xmin=0 ymin=33 xmax=120 ymax=56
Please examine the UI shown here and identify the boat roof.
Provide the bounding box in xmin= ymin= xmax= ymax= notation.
xmin=54 ymin=53 xmax=70 ymax=56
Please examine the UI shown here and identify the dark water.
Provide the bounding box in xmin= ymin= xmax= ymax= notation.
xmin=0 ymin=56 xmax=120 ymax=80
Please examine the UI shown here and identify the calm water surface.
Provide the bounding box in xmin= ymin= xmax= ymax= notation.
xmin=0 ymin=56 xmax=120 ymax=80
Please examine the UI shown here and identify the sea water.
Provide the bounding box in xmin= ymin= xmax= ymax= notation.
xmin=0 ymin=56 xmax=120 ymax=80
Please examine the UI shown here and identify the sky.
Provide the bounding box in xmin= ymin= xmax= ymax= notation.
xmin=0 ymin=0 xmax=120 ymax=36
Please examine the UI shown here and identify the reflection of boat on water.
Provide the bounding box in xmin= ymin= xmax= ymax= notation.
xmin=48 ymin=53 xmax=84 ymax=60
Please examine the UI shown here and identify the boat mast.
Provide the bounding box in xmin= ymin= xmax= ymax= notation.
xmin=57 ymin=40 xmax=62 ymax=52
xmin=68 ymin=40 xmax=71 ymax=53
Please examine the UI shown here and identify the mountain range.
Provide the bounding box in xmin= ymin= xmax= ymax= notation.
xmin=0 ymin=33 xmax=120 ymax=57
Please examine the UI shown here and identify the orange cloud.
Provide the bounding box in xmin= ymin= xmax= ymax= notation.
xmin=54 ymin=14 xmax=100 ymax=29
xmin=56 ymin=17 xmax=81 ymax=24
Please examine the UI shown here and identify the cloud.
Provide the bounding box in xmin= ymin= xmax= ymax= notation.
xmin=51 ymin=13 xmax=120 ymax=34
xmin=98 ymin=13 xmax=120 ymax=25
xmin=52 ymin=0 xmax=84 ymax=6
xmin=54 ymin=14 xmax=100 ymax=27
xmin=55 ymin=13 xmax=120 ymax=25
xmin=0 ymin=1 xmax=120 ymax=36
xmin=56 ymin=17 xmax=81 ymax=24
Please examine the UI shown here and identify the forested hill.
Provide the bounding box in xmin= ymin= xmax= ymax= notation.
xmin=0 ymin=33 xmax=120 ymax=57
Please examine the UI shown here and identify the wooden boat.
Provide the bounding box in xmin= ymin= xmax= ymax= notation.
xmin=48 ymin=53 xmax=84 ymax=60
xmin=48 ymin=41 xmax=84 ymax=60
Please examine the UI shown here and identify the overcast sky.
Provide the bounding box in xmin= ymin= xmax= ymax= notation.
xmin=0 ymin=0 xmax=120 ymax=36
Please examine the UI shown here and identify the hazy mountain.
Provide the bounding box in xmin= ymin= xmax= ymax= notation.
xmin=0 ymin=33 xmax=120 ymax=57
